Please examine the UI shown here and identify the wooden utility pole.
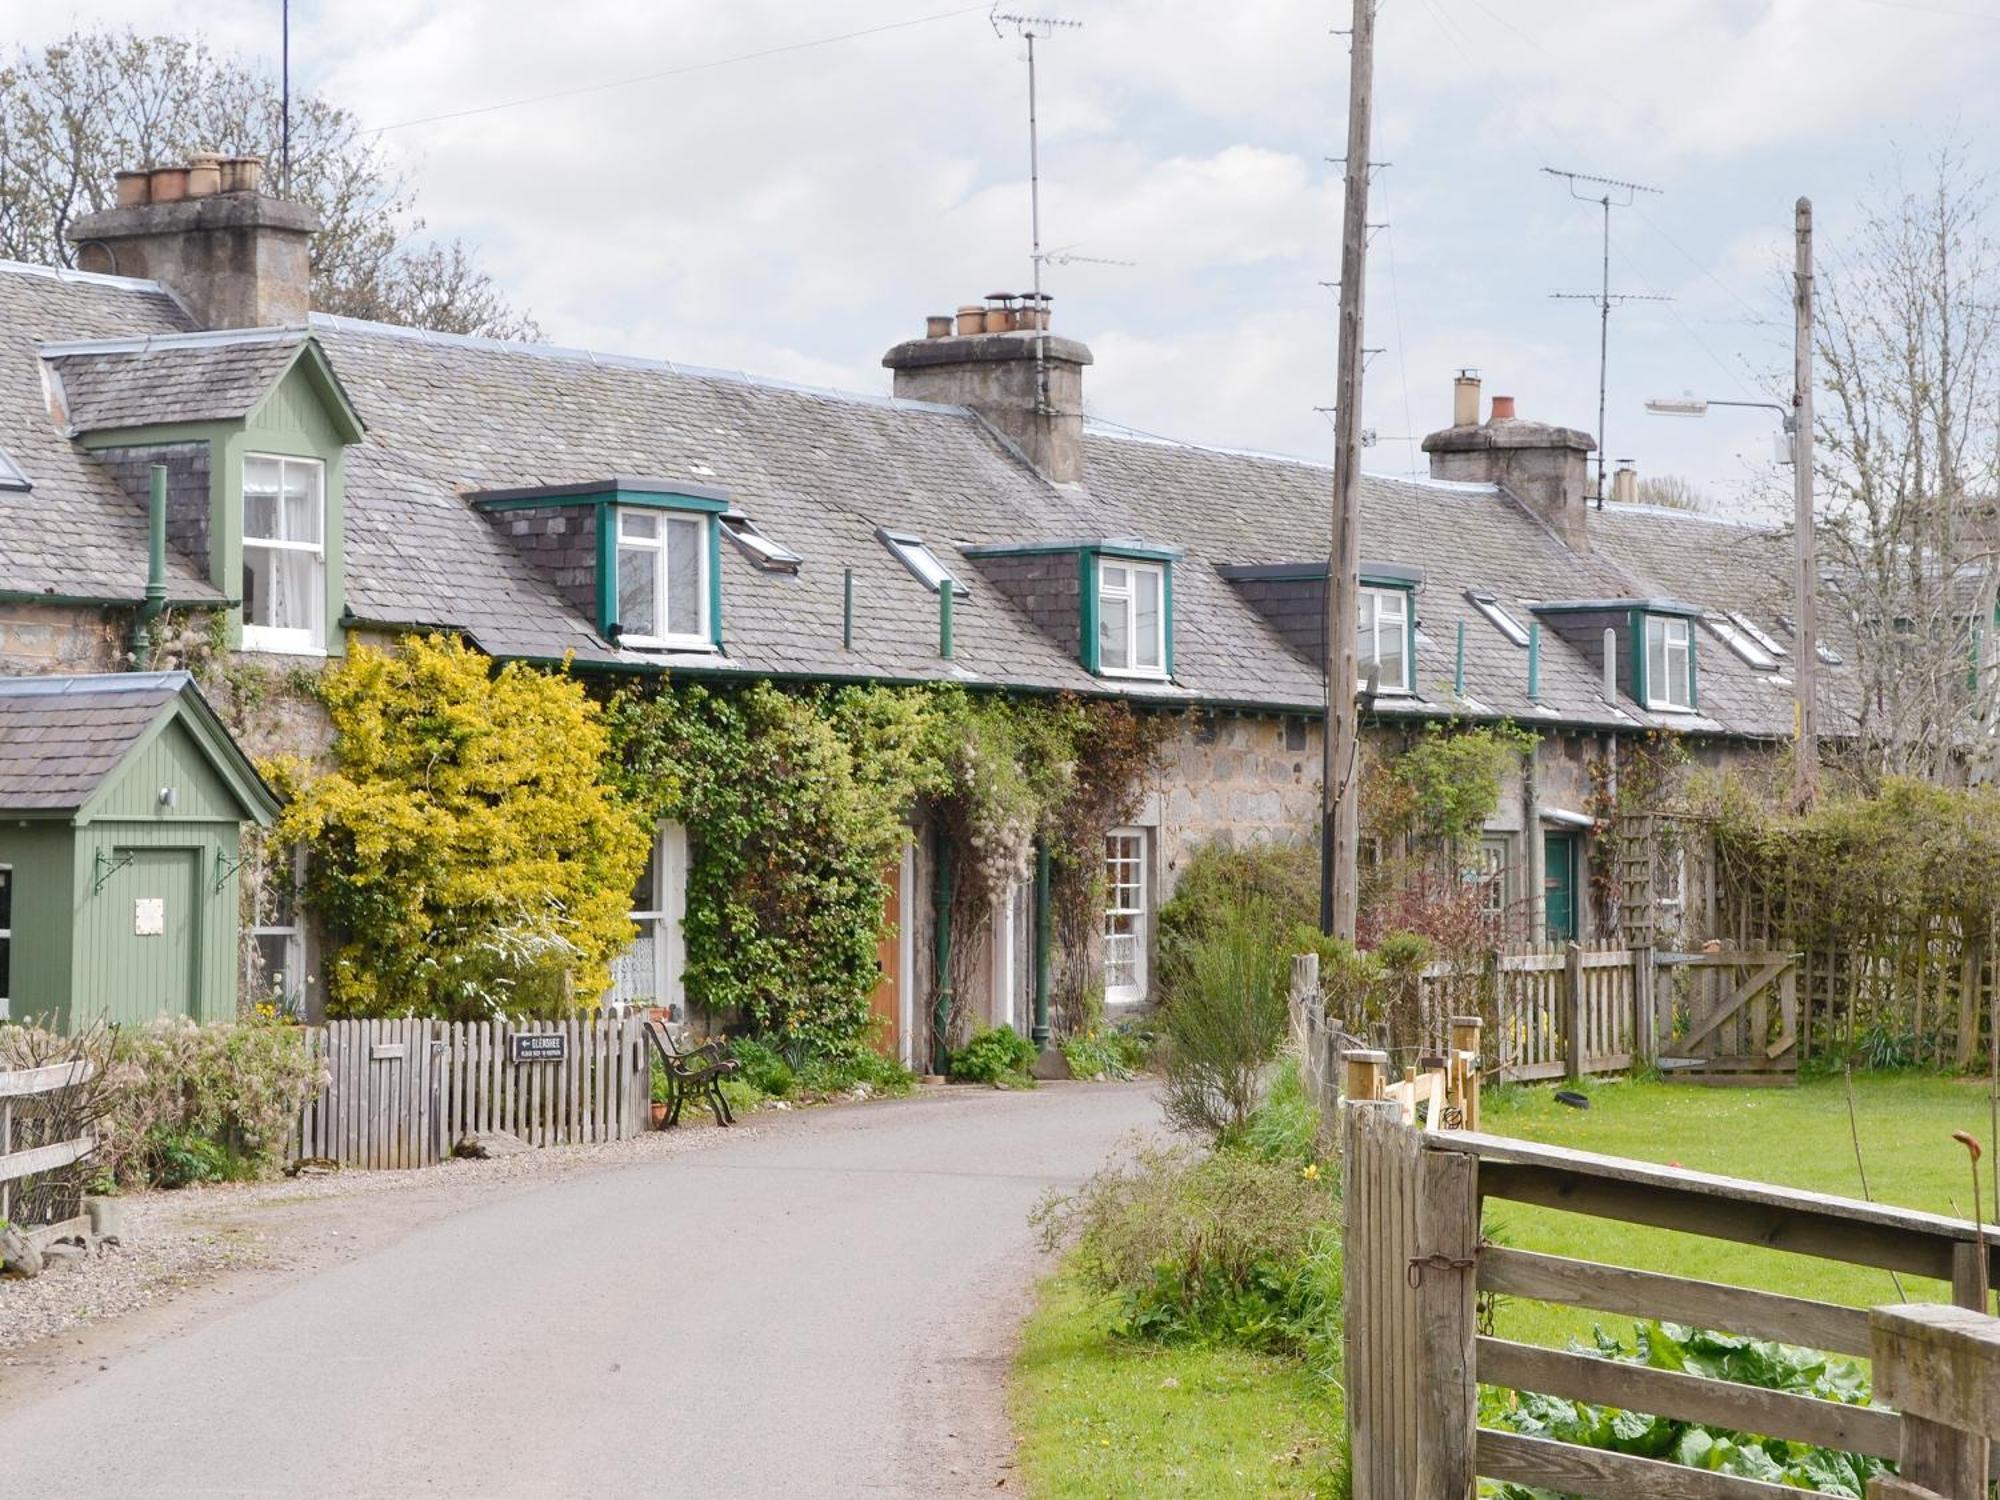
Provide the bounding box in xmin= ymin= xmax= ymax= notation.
xmin=1792 ymin=196 xmax=1820 ymax=810
xmin=1321 ymin=0 xmax=1375 ymax=940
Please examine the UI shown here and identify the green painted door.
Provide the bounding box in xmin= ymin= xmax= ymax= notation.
xmin=1543 ymin=831 xmax=1578 ymax=943
xmin=102 ymin=848 xmax=200 ymax=1019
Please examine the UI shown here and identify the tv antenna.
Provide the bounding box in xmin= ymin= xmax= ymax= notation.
xmin=1543 ymin=166 xmax=1669 ymax=507
xmin=992 ymin=10 xmax=1082 ymax=416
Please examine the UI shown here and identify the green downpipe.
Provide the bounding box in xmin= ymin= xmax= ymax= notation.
xmin=1453 ymin=620 xmax=1466 ymax=697
xmin=132 ymin=462 xmax=168 ymax=662
xmin=932 ymin=830 xmax=954 ymax=1075
xmin=1527 ymin=622 xmax=1542 ymax=704
xmin=842 ymin=566 xmax=854 ymax=650
xmin=939 ymin=578 xmax=955 ymax=660
xmin=1032 ymin=840 xmax=1052 ymax=1048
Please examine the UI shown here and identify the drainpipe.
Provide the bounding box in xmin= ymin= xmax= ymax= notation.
xmin=939 ymin=578 xmax=955 ymax=660
xmin=932 ymin=828 xmax=955 ymax=1074
xmin=132 ymin=462 xmax=168 ymax=663
xmin=1527 ymin=622 xmax=1543 ymax=705
xmin=1032 ymin=840 xmax=1052 ymax=1048
xmin=842 ymin=567 xmax=854 ymax=650
xmin=1453 ymin=620 xmax=1466 ymax=698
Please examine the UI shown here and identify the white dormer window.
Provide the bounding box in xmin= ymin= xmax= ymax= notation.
xmin=1645 ymin=614 xmax=1695 ymax=711
xmin=1098 ymin=559 xmax=1166 ymax=678
xmin=616 ymin=507 xmax=710 ymax=649
xmin=1360 ymin=585 xmax=1411 ymax=694
xmin=241 ymin=454 xmax=326 ymax=654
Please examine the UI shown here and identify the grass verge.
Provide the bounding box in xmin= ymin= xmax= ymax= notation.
xmin=1011 ymin=1268 xmax=1344 ymax=1500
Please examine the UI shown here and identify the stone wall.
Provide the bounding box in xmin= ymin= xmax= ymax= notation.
xmin=0 ymin=602 xmax=124 ymax=674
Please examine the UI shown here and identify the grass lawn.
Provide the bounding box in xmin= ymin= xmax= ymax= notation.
xmin=1011 ymin=1271 xmax=1344 ymax=1500
xmin=1479 ymin=1071 xmax=2000 ymax=1349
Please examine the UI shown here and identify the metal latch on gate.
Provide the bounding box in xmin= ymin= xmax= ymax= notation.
xmin=1406 ymin=1252 xmax=1476 ymax=1289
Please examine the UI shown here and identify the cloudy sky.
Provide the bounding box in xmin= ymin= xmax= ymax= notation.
xmin=19 ymin=0 xmax=2000 ymax=514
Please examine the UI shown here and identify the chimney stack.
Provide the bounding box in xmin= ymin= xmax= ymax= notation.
xmin=1611 ymin=461 xmax=1638 ymax=504
xmin=884 ymin=294 xmax=1090 ymax=485
xmin=1452 ymin=370 xmax=1481 ymax=427
xmin=1421 ymin=380 xmax=1596 ymax=552
xmin=68 ymin=154 xmax=317 ymax=330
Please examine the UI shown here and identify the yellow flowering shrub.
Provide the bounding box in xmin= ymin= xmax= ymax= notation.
xmin=267 ymin=634 xmax=650 ymax=1019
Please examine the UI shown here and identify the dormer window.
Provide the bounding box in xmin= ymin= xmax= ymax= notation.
xmin=1098 ymin=559 xmax=1167 ymax=678
xmin=1360 ymin=584 xmax=1412 ymax=694
xmin=241 ymin=454 xmax=326 ymax=654
xmin=1644 ymin=614 xmax=1695 ymax=711
xmin=616 ymin=507 xmax=710 ymax=649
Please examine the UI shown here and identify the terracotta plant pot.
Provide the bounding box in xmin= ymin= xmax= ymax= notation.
xmin=149 ymin=167 xmax=189 ymax=203
xmin=925 ymin=315 xmax=953 ymax=339
xmin=956 ymin=305 xmax=985 ymax=336
xmin=649 ymin=1100 xmax=670 ymax=1129
xmin=114 ymin=170 xmax=151 ymax=208
xmin=221 ymin=155 xmax=264 ymax=194
xmin=186 ymin=153 xmax=223 ymax=198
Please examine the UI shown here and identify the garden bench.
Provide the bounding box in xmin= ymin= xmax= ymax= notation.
xmin=643 ymin=1019 xmax=740 ymax=1128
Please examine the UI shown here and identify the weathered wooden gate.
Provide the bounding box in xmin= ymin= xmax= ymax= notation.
xmin=1659 ymin=947 xmax=1801 ymax=1085
xmin=297 ymin=1016 xmax=651 ymax=1169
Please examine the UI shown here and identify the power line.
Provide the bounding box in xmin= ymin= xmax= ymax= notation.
xmin=365 ymin=5 xmax=993 ymax=134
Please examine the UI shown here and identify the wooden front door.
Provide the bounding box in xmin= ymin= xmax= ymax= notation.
xmin=867 ymin=856 xmax=903 ymax=1061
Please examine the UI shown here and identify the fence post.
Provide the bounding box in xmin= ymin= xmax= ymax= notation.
xmin=1450 ymin=1015 xmax=1482 ymax=1132
xmin=1415 ymin=1142 xmax=1480 ymax=1499
xmin=1564 ymin=942 xmax=1584 ymax=1083
xmin=1632 ymin=944 xmax=1657 ymax=1065
xmin=1345 ymin=1048 xmax=1387 ymax=1102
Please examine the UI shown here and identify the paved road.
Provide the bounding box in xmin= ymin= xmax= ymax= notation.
xmin=0 ymin=1082 xmax=1159 ymax=1499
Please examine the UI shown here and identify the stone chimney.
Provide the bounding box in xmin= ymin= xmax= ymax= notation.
xmin=1422 ymin=385 xmax=1596 ymax=552
xmin=68 ymin=155 xmax=318 ymax=330
xmin=883 ymin=294 xmax=1092 ymax=485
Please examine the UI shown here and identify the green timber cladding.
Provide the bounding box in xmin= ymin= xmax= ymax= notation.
xmin=0 ymin=672 xmax=280 ymax=1029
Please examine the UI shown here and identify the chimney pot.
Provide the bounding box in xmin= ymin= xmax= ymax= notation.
xmin=1489 ymin=395 xmax=1517 ymax=422
xmin=926 ymin=315 xmax=953 ymax=339
xmin=1611 ymin=462 xmax=1638 ymax=505
xmin=148 ymin=166 xmax=189 ymax=203
xmin=956 ymin=304 xmax=985 ymax=336
xmin=219 ymin=155 xmax=263 ymax=194
xmin=186 ymin=152 xmax=223 ymax=198
xmin=1452 ymin=369 xmax=1481 ymax=427
xmin=114 ymin=170 xmax=151 ymax=208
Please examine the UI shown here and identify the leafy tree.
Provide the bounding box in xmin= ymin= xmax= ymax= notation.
xmin=268 ymin=635 xmax=647 ymax=1019
xmin=0 ymin=28 xmax=538 ymax=339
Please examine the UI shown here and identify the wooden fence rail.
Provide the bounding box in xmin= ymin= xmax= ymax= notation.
xmin=1338 ymin=1088 xmax=2000 ymax=1498
xmin=0 ymin=1058 xmax=96 ymax=1241
xmin=297 ymin=1017 xmax=651 ymax=1170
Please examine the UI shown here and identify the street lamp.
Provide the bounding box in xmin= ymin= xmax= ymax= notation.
xmin=1644 ymin=396 xmax=1796 ymax=458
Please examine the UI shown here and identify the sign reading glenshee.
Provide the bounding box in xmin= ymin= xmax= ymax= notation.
xmin=510 ymin=1032 xmax=568 ymax=1063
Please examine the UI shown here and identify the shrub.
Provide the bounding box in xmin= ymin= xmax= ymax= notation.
xmin=270 ymin=635 xmax=650 ymax=1019
xmin=1485 ymin=1322 xmax=1887 ymax=1497
xmin=1240 ymin=1053 xmax=1318 ymax=1165
xmin=1034 ymin=1141 xmax=1338 ymax=1356
xmin=728 ymin=1037 xmax=796 ymax=1098
xmin=793 ymin=1048 xmax=916 ymax=1098
xmin=1059 ymin=1025 xmax=1152 ymax=1081
xmin=1156 ymin=840 xmax=1318 ymax=1004
xmin=1158 ymin=899 xmax=1289 ymax=1141
xmin=949 ymin=1024 xmax=1038 ymax=1085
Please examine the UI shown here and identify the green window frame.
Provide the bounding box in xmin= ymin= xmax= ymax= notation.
xmin=1079 ymin=548 xmax=1176 ymax=679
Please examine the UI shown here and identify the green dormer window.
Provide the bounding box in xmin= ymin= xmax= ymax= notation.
xmin=1359 ymin=583 xmax=1413 ymax=694
xmin=1642 ymin=613 xmax=1696 ymax=711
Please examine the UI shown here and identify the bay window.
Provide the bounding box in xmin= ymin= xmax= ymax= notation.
xmin=241 ymin=454 xmax=326 ymax=653
xmin=616 ymin=508 xmax=709 ymax=649
xmin=1098 ymin=560 xmax=1166 ymax=677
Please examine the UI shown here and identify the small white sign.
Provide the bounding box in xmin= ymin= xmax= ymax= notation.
xmin=134 ymin=897 xmax=165 ymax=936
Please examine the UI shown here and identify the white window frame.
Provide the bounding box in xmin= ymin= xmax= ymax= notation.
xmin=241 ymin=453 xmax=327 ymax=654
xmin=1705 ymin=612 xmax=1779 ymax=672
xmin=1469 ymin=834 xmax=1512 ymax=935
xmin=1097 ymin=559 xmax=1168 ymax=679
xmin=1467 ymin=589 xmax=1530 ymax=646
xmin=1645 ymin=614 xmax=1695 ymax=712
xmin=247 ymin=846 xmax=307 ymax=1016
xmin=879 ymin=529 xmax=965 ymax=595
xmin=611 ymin=822 xmax=689 ymax=1016
xmin=1103 ymin=828 xmax=1150 ymax=1005
xmin=1360 ymin=585 xmax=1412 ymax=694
xmin=615 ymin=507 xmax=711 ymax=651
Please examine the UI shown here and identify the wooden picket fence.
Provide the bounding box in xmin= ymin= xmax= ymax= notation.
xmin=297 ymin=1016 xmax=652 ymax=1170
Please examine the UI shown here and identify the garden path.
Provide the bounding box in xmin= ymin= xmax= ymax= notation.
xmin=0 ymin=1079 xmax=1160 ymax=1498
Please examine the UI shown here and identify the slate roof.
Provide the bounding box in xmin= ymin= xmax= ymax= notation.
xmin=0 ymin=670 xmax=186 ymax=810
xmin=44 ymin=329 xmax=312 ymax=434
xmin=0 ymin=259 xmax=1856 ymax=740
xmin=0 ymin=262 xmax=219 ymax=602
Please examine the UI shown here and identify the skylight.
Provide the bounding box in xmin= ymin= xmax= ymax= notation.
xmin=878 ymin=528 xmax=965 ymax=595
xmin=1705 ymin=612 xmax=1779 ymax=671
xmin=0 ymin=447 xmax=29 ymax=492
xmin=1725 ymin=611 xmax=1786 ymax=658
xmin=720 ymin=510 xmax=801 ymax=573
xmin=1777 ymin=614 xmax=1845 ymax=666
xmin=1466 ymin=589 xmax=1529 ymax=646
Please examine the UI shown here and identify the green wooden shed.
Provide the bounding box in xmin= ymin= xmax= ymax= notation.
xmin=0 ymin=672 xmax=281 ymax=1029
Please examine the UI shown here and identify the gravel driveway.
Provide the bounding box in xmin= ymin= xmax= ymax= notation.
xmin=0 ymin=1080 xmax=1158 ymax=1498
